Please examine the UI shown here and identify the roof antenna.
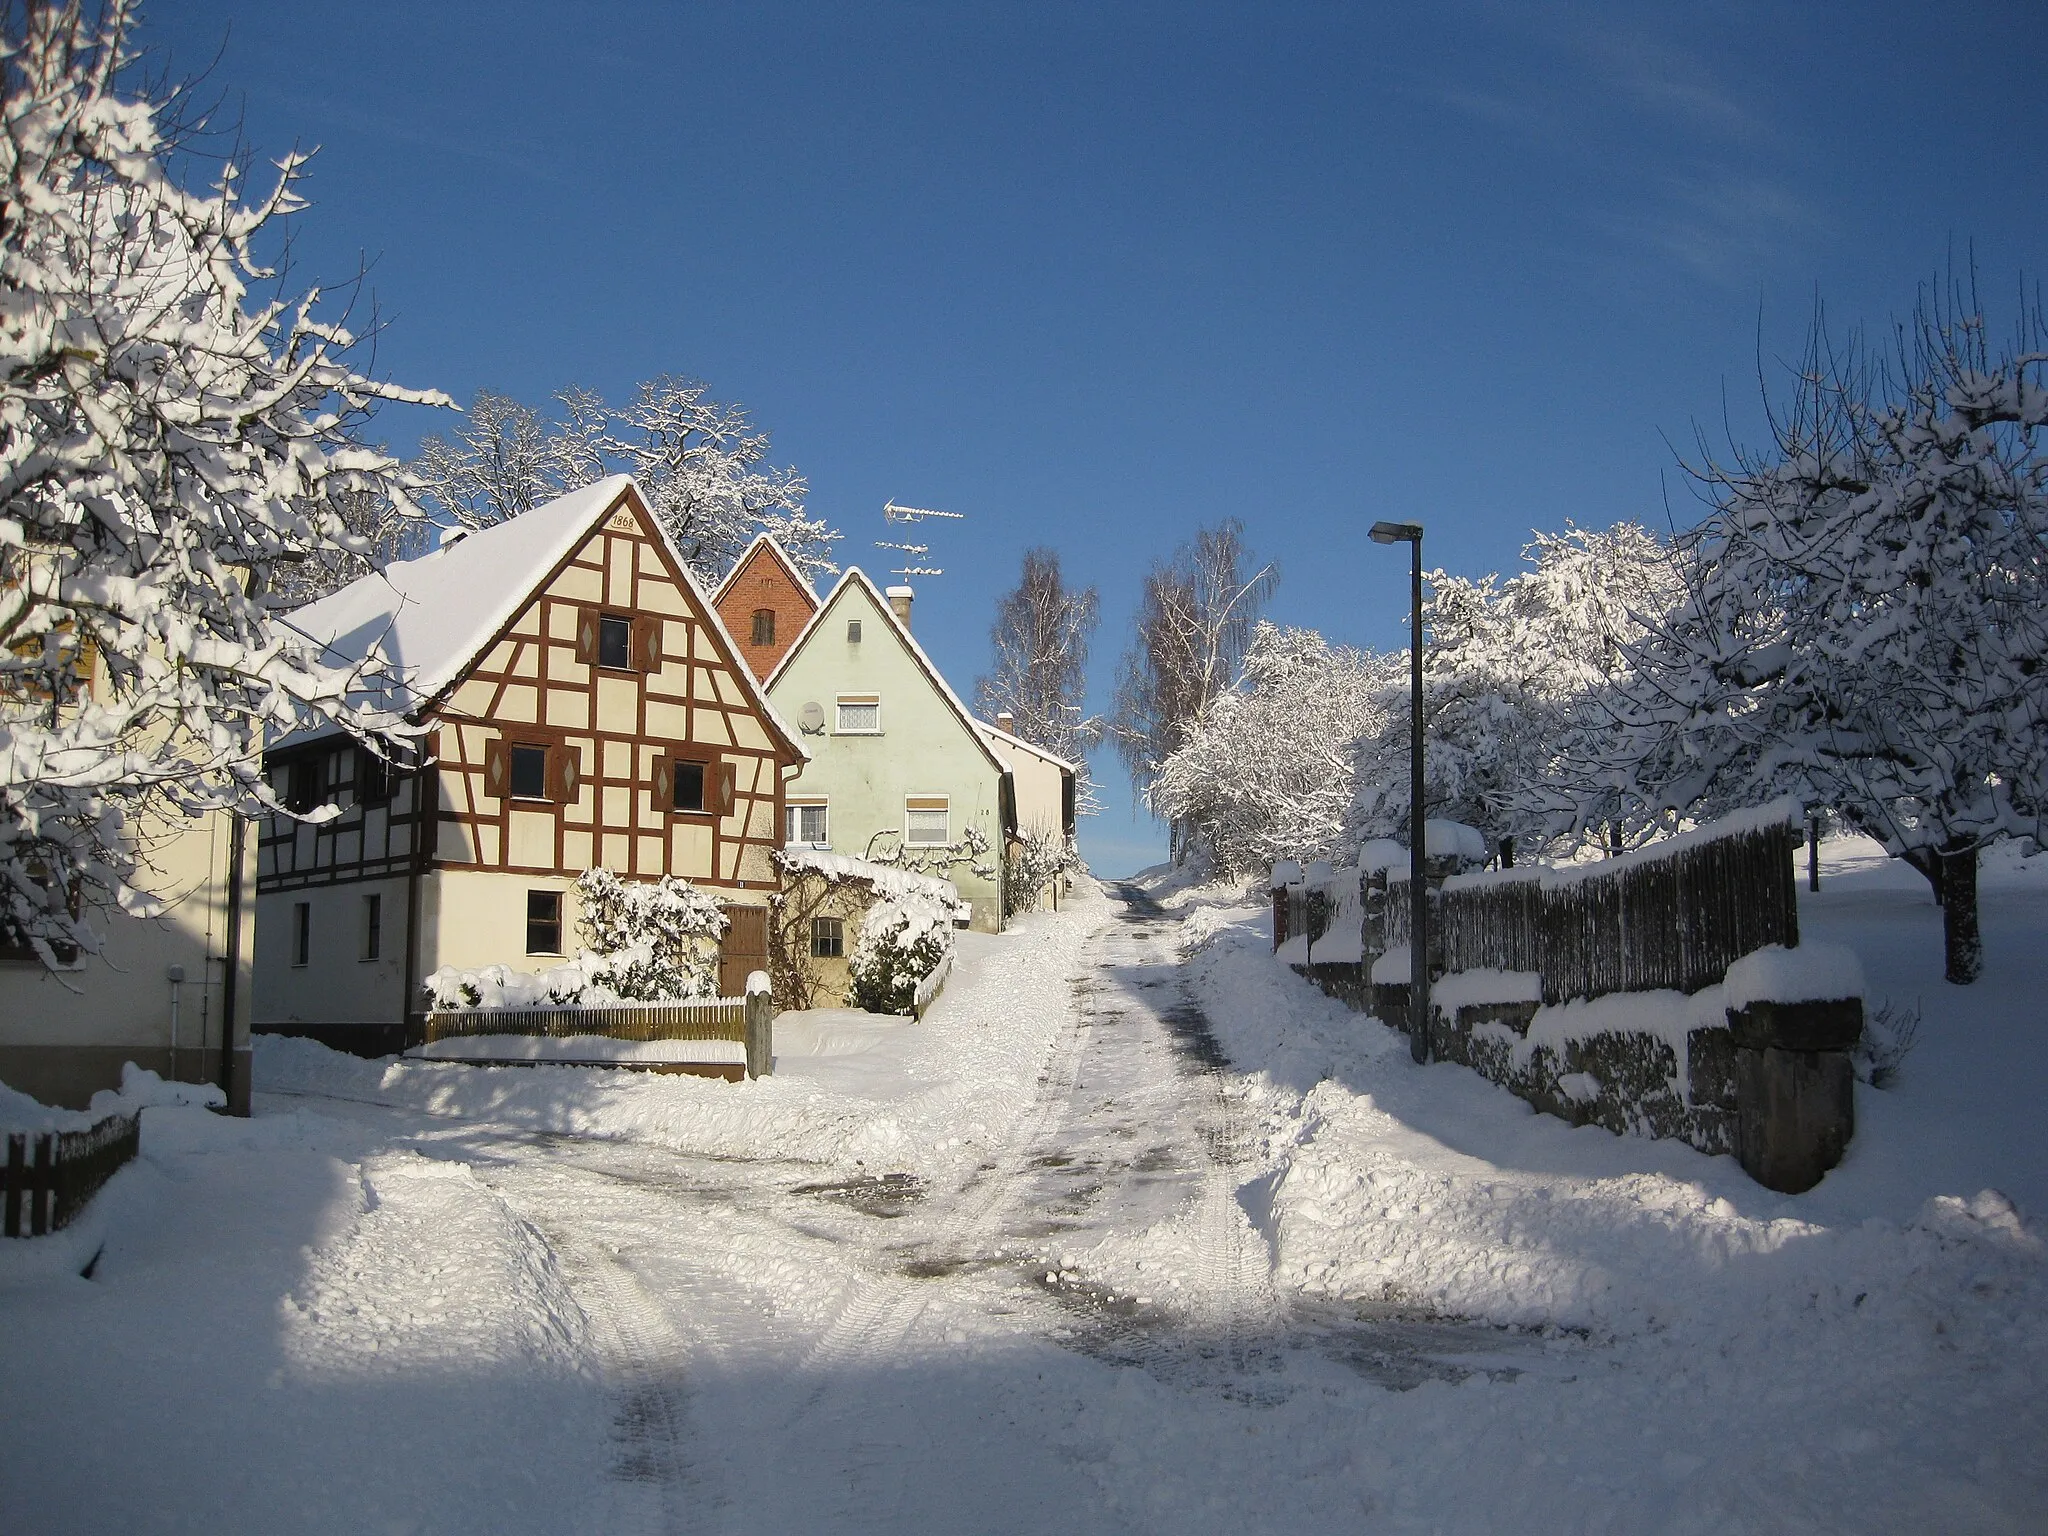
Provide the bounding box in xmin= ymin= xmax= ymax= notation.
xmin=878 ymin=500 xmax=966 ymax=583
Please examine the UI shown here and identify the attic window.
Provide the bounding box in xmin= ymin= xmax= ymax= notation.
xmin=836 ymin=695 xmax=880 ymax=734
xmin=672 ymin=760 xmax=706 ymax=813
xmin=846 ymin=619 xmax=862 ymax=644
xmin=598 ymin=614 xmax=632 ymax=670
xmin=751 ymin=609 xmax=776 ymax=646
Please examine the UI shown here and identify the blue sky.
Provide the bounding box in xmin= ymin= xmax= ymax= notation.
xmin=139 ymin=0 xmax=2048 ymax=875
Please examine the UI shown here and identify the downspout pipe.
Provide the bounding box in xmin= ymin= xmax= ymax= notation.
xmin=219 ymin=814 xmax=248 ymax=1114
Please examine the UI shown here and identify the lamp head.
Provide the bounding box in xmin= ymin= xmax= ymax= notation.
xmin=1369 ymin=520 xmax=1423 ymax=544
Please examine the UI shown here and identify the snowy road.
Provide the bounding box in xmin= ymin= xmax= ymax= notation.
xmin=284 ymin=881 xmax=1533 ymax=1534
xmin=10 ymin=858 xmax=2043 ymax=1534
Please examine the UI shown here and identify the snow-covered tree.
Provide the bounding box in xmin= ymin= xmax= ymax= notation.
xmin=572 ymin=867 xmax=727 ymax=1000
xmin=411 ymin=377 xmax=838 ymax=587
xmin=1151 ymin=622 xmax=1402 ymax=876
xmin=1111 ymin=521 xmax=1275 ymax=858
xmin=1351 ymin=523 xmax=1682 ymax=856
xmin=0 ymin=0 xmax=444 ymax=964
xmin=1581 ymin=289 xmax=2048 ymax=982
xmin=975 ymin=546 xmax=1101 ymax=813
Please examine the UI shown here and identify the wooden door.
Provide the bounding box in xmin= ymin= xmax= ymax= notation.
xmin=719 ymin=905 xmax=769 ymax=998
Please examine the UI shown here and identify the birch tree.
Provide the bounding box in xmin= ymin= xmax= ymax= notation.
xmin=0 ymin=0 xmax=445 ymax=963
xmin=974 ymin=546 xmax=1101 ymax=813
xmin=1110 ymin=520 xmax=1274 ymax=857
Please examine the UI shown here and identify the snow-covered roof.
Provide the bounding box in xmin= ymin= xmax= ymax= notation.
xmin=713 ymin=531 xmax=820 ymax=610
xmin=977 ymin=717 xmax=1079 ymax=776
xmin=766 ymin=567 xmax=1007 ymax=778
xmin=279 ymin=476 xmax=805 ymax=761
xmin=285 ymin=476 xmax=636 ymax=713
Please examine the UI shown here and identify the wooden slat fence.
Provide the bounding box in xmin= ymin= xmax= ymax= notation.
xmin=1377 ymin=816 xmax=1800 ymax=1006
xmin=4 ymin=1110 xmax=142 ymax=1238
xmin=423 ymin=998 xmax=748 ymax=1045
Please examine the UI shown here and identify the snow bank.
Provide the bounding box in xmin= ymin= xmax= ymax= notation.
xmin=1724 ymin=942 xmax=1865 ymax=1009
xmin=1369 ymin=945 xmax=1410 ymax=984
xmin=1423 ymin=818 xmax=1488 ymax=863
xmin=1523 ymin=986 xmax=1729 ymax=1098
xmin=0 ymin=1063 xmax=223 ymax=1135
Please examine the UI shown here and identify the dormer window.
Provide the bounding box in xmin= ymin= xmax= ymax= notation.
xmin=598 ymin=614 xmax=632 ymax=670
xmin=751 ymin=609 xmax=776 ymax=646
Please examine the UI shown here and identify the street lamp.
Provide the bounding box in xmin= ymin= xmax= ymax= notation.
xmin=1369 ymin=519 xmax=1429 ymax=1065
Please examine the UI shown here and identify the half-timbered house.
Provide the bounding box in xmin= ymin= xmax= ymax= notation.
xmin=253 ymin=476 xmax=806 ymax=1053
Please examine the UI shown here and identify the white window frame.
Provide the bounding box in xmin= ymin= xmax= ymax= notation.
xmin=835 ymin=694 xmax=882 ymax=735
xmin=904 ymin=795 xmax=950 ymax=846
xmin=786 ymin=799 xmax=830 ymax=848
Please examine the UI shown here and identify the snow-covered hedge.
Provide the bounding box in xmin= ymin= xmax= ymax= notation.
xmin=424 ymin=870 xmax=728 ymax=1009
xmin=846 ymin=893 xmax=957 ymax=1017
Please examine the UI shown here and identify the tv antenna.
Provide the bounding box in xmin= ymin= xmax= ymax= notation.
xmin=883 ymin=499 xmax=966 ymax=524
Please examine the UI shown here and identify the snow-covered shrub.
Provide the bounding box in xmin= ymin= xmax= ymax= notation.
xmin=1854 ymin=998 xmax=1921 ymax=1089
xmin=572 ymin=869 xmax=727 ymax=1000
xmin=423 ymin=870 xmax=727 ymax=1009
xmin=846 ymin=896 xmax=955 ymax=1016
xmin=1005 ymin=824 xmax=1084 ymax=918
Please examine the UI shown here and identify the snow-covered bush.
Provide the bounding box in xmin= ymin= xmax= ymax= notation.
xmin=0 ymin=2 xmax=446 ymax=964
xmin=1854 ymin=998 xmax=1922 ymax=1089
xmin=846 ymin=895 xmax=955 ymax=1016
xmin=423 ymin=870 xmax=727 ymax=1009
xmin=1005 ymin=823 xmax=1084 ymax=918
xmin=571 ymin=868 xmax=727 ymax=1000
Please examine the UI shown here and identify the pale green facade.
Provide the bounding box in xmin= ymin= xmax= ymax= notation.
xmin=768 ymin=572 xmax=1010 ymax=930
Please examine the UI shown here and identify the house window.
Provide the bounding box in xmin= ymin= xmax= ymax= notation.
xmin=811 ymin=916 xmax=844 ymax=958
xmin=357 ymin=748 xmax=390 ymax=807
xmin=285 ymin=756 xmax=321 ymax=814
xmin=672 ymin=759 xmax=707 ymax=813
xmin=786 ymin=801 xmax=828 ymax=846
xmin=526 ymin=890 xmax=563 ymax=955
xmin=360 ymin=894 xmax=382 ymax=962
xmin=836 ymin=695 xmax=880 ymax=734
xmin=598 ymin=614 xmax=633 ymax=670
xmin=905 ymin=796 xmax=950 ymax=845
xmin=846 ymin=619 xmax=861 ymax=644
xmin=751 ymin=609 xmax=776 ymax=646
xmin=291 ymin=902 xmax=311 ymax=967
xmin=509 ymin=744 xmax=549 ymax=800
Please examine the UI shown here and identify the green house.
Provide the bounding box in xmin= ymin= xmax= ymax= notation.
xmin=766 ymin=570 xmax=1014 ymax=930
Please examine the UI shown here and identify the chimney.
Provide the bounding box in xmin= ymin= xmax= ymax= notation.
xmin=995 ymin=711 xmax=1016 ymax=735
xmin=886 ymin=585 xmax=914 ymax=629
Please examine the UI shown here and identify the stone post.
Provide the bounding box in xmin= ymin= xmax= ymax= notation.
xmin=744 ymin=970 xmax=774 ymax=1080
xmin=1727 ymin=997 xmax=1859 ymax=1193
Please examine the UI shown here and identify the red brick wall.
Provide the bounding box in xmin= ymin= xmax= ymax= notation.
xmin=715 ymin=546 xmax=815 ymax=681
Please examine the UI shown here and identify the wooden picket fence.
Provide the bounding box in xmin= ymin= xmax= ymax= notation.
xmin=422 ymin=997 xmax=748 ymax=1044
xmin=1377 ymin=814 xmax=1801 ymax=1006
xmin=3 ymin=1110 xmax=142 ymax=1238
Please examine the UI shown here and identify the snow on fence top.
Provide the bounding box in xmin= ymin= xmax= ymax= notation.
xmin=777 ymin=846 xmax=964 ymax=911
xmin=1442 ymin=798 xmax=1806 ymax=895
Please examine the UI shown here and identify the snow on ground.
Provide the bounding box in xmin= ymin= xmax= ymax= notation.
xmin=3 ymin=851 xmax=2043 ymax=1533
xmin=1134 ymin=836 xmax=2047 ymax=1528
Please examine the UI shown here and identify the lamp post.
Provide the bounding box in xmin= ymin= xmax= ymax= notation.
xmin=1370 ymin=519 xmax=1429 ymax=1065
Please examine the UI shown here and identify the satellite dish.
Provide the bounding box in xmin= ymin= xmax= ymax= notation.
xmin=799 ymin=701 xmax=825 ymax=734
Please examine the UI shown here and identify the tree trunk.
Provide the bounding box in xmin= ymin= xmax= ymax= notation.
xmin=1939 ymin=839 xmax=1982 ymax=985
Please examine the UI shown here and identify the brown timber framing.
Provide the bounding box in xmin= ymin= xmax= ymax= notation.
xmin=260 ymin=483 xmax=797 ymax=900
